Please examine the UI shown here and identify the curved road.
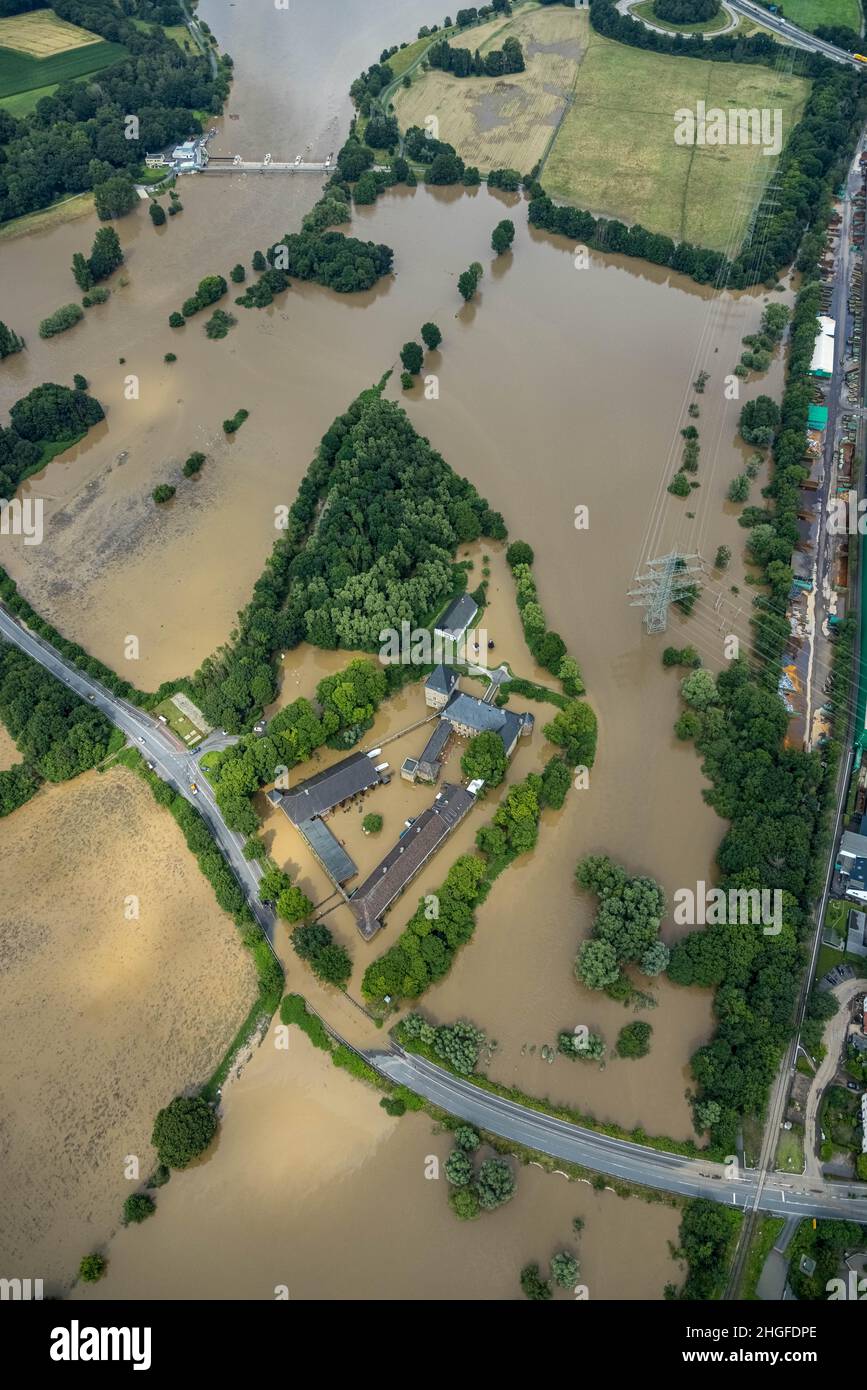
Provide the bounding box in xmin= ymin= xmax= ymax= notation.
xmin=621 ymin=0 xmax=862 ymax=65
xmin=375 ymin=1049 xmax=867 ymax=1220
xmin=0 ymin=606 xmax=276 ymax=945
xmin=4 ymin=603 xmax=867 ymax=1219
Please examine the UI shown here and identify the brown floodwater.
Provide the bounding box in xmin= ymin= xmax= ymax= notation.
xmin=71 ymin=1021 xmax=682 ymax=1301
xmin=0 ymin=767 xmax=257 ymax=1292
xmin=0 ymin=0 xmax=794 ymax=1294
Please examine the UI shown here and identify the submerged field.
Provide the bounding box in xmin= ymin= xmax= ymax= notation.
xmin=395 ymin=5 xmax=809 ymax=252
xmin=394 ymin=3 xmax=585 ymax=174
xmin=0 ymin=766 xmax=257 ymax=1290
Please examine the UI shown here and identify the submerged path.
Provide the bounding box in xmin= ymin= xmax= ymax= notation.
xmin=4 ymin=604 xmax=867 ymax=1219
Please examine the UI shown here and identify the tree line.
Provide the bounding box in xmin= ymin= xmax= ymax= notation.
xmin=0 ymin=645 xmax=119 ymax=817
xmin=427 ymin=34 xmax=524 ymax=77
xmin=0 ymin=381 xmax=105 ymax=499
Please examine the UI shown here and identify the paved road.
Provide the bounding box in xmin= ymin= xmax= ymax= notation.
xmin=6 ymin=604 xmax=867 ymax=1216
xmin=615 ymin=0 xmax=739 ymax=38
xmin=621 ymin=0 xmax=862 ymax=64
xmin=0 ymin=606 xmax=276 ymax=946
xmin=726 ymin=0 xmax=862 ymax=64
xmin=803 ymin=978 xmax=867 ymax=1180
xmin=373 ymin=1050 xmax=867 ymax=1220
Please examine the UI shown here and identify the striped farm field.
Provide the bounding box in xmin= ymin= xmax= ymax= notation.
xmin=0 ymin=7 xmax=101 ymax=56
xmin=0 ymin=35 xmax=126 ymax=99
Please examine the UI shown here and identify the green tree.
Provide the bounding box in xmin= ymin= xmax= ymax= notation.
xmin=152 ymin=484 xmax=176 ymax=504
xmin=276 ymin=884 xmax=313 ymax=923
xmin=520 ymin=1263 xmax=552 ymax=1300
xmin=78 ymin=1253 xmax=107 ymax=1283
xmin=551 ymin=1250 xmax=579 ymax=1288
xmin=444 ymin=1148 xmax=474 ymax=1186
xmin=71 ymin=251 xmax=93 ymax=291
xmin=291 ymin=922 xmax=332 ymax=960
xmin=491 ymin=217 xmax=515 ymax=255
xmin=311 ymin=942 xmax=352 ymax=987
xmin=616 ymin=1021 xmax=652 ymax=1058
xmin=230 ymin=263 xmax=246 ymax=283
xmin=543 ymin=700 xmax=597 ymax=767
xmin=151 ymin=1096 xmax=217 ymax=1169
xmin=122 ymin=1193 xmax=155 ymax=1224
xmin=252 ymin=250 xmax=267 ymax=271
xmin=88 ymin=226 xmax=124 ymax=281
xmin=681 ymin=669 xmax=718 ymax=710
xmin=727 ymin=474 xmax=749 ymax=503
xmin=0 ymin=320 xmax=24 ymax=358
xmin=94 ymin=173 xmax=137 ymax=220
xmin=169 ymin=311 xmax=185 ymax=327
xmin=475 ymin=1156 xmax=515 ymax=1209
xmin=575 ymin=938 xmax=620 ymax=991
xmin=460 ymin=729 xmax=507 ymax=787
xmin=421 ymin=321 xmax=442 ymax=350
xmin=453 ymin=1124 xmax=481 ymax=1151
xmin=400 ymin=341 xmax=424 ymax=374
xmin=449 ymin=1187 xmax=481 ymax=1220
xmin=362 ymin=812 xmax=383 ymax=833
xmin=458 ymin=262 xmax=483 ymax=302
xmin=149 ymin=202 xmax=167 ymax=227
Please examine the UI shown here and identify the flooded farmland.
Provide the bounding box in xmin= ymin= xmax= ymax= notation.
xmin=0 ymin=766 xmax=257 ymax=1291
xmin=72 ymin=1024 xmax=682 ymax=1301
xmin=0 ymin=0 xmax=795 ymax=1296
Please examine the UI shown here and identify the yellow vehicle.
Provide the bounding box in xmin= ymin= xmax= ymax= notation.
xmin=854 ymin=53 xmax=867 ymax=62
xmin=190 ymin=782 xmax=199 ymax=794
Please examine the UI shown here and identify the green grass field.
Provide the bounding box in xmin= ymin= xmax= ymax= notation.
xmin=0 ymin=37 xmax=127 ymax=99
xmin=543 ymin=31 xmax=810 ymax=251
xmin=780 ymin=0 xmax=862 ymax=33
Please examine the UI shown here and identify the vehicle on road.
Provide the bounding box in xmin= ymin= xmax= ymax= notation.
xmin=138 ymin=736 xmax=145 ymax=744
xmin=190 ymin=782 xmax=199 ymax=794
xmin=88 ymin=693 xmax=95 ymax=701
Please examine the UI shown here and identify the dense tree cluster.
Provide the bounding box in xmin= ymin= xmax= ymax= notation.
xmin=401 ymin=1013 xmax=486 ymax=1073
xmin=268 ymin=230 xmax=393 ymax=293
xmin=205 ymin=659 xmax=389 ymax=829
xmin=574 ymin=855 xmax=668 ymax=997
xmin=0 ymin=382 xmax=104 ymax=498
xmin=653 ymin=0 xmax=720 ymax=21
xmin=557 ymin=1029 xmax=605 ymax=1061
xmin=0 ymin=320 xmax=24 ymax=358
xmin=72 ymin=226 xmax=124 ymax=291
xmin=291 ymin=922 xmax=352 ymax=988
xmin=460 ymin=729 xmax=508 ymax=786
xmin=667 ymin=659 xmax=823 ymax=1151
xmin=151 ymin=1095 xmax=217 ymax=1170
xmin=667 ymin=1200 xmax=740 ymax=1299
xmin=0 ymin=2 xmax=232 ymax=223
xmin=428 ymin=34 xmax=524 ymax=76
xmin=0 ymin=645 xmax=116 ymax=816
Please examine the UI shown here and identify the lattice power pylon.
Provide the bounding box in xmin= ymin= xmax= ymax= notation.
xmin=628 ymin=553 xmax=704 ymax=635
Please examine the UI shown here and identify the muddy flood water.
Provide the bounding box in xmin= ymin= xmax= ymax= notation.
xmin=0 ymin=0 xmax=793 ymax=1295
xmin=0 ymin=767 xmax=257 ymax=1292
xmin=72 ymin=1023 xmax=682 ymax=1302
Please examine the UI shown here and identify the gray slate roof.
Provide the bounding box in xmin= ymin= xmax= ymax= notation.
xmin=435 ymin=594 xmax=478 ymax=638
xmin=296 ymin=817 xmax=357 ymax=884
xmin=277 ymin=751 xmax=382 ymax=825
xmin=426 ymin=664 xmax=458 ymax=696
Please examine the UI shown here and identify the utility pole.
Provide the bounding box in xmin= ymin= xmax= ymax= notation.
xmin=628 ymin=553 xmax=703 ymax=634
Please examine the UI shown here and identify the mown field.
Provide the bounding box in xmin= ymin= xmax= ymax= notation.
xmin=543 ymin=29 xmax=809 ymax=251
xmin=0 ymin=35 xmax=127 ymax=99
xmin=0 ymin=6 xmax=100 ymax=57
xmin=394 ymin=3 xmax=586 ymax=174
xmin=780 ymin=0 xmax=862 ymax=32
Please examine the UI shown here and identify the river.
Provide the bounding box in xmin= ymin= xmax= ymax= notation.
xmin=0 ymin=0 xmax=792 ymax=1295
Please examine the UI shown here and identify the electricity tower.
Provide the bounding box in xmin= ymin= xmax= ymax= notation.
xmin=628 ymin=553 xmax=704 ymax=635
